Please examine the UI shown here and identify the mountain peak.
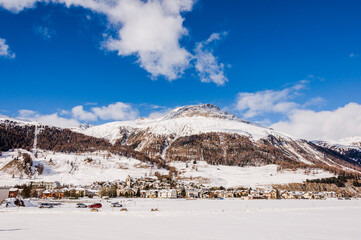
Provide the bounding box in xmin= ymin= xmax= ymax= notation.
xmin=162 ymin=104 xmax=242 ymax=121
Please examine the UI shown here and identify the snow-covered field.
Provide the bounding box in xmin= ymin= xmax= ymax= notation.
xmin=0 ymin=149 xmax=333 ymax=187
xmin=171 ymin=161 xmax=334 ymax=188
xmin=0 ymin=149 xmax=168 ymax=186
xmin=1 ymin=198 xmax=360 ymax=240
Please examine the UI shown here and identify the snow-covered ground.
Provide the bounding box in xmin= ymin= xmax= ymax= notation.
xmin=171 ymin=161 xmax=334 ymax=188
xmin=0 ymin=149 xmax=167 ymax=186
xmin=0 ymin=198 xmax=360 ymax=240
xmin=0 ymin=149 xmax=333 ymax=187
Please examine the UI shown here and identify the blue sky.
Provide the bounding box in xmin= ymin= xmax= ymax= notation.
xmin=1 ymin=0 xmax=361 ymax=140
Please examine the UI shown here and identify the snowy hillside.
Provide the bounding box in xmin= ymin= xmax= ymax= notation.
xmin=0 ymin=149 xmax=332 ymax=187
xmin=313 ymin=137 xmax=361 ymax=165
xmin=1 ymin=104 xmax=361 ymax=187
xmin=77 ymin=104 xmax=292 ymax=143
xmin=0 ymin=149 xmax=167 ymax=186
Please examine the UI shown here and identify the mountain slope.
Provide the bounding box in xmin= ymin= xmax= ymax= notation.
xmin=313 ymin=138 xmax=361 ymax=166
xmin=78 ymin=104 xmax=361 ymax=173
xmin=1 ymin=104 xmax=361 ymax=187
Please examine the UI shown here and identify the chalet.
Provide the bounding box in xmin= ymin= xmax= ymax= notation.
xmin=9 ymin=188 xmax=19 ymax=198
xmin=52 ymin=189 xmax=64 ymax=199
xmin=42 ymin=190 xmax=52 ymax=198
xmin=264 ymin=189 xmax=278 ymax=199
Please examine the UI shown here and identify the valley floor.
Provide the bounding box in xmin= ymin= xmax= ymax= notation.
xmin=1 ymin=199 xmax=361 ymax=240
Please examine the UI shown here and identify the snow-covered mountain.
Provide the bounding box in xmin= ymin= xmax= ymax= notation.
xmin=1 ymin=104 xmax=360 ymax=187
xmin=75 ymin=104 xmax=361 ymax=171
xmin=313 ymin=137 xmax=361 ymax=165
xmin=77 ymin=104 xmax=289 ymax=143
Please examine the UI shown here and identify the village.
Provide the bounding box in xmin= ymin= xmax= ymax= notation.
xmin=0 ymin=174 xmax=353 ymax=204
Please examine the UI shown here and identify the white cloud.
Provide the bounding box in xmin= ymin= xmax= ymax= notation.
xmin=271 ymin=103 xmax=361 ymax=141
xmin=194 ymin=32 xmax=228 ymax=85
xmin=0 ymin=0 xmax=40 ymax=13
xmin=16 ymin=101 xmax=139 ymax=127
xmin=36 ymin=113 xmax=81 ymax=128
xmin=71 ymin=105 xmax=97 ymax=121
xmin=103 ymin=0 xmax=193 ymax=80
xmin=0 ymin=0 xmax=230 ymax=84
xmin=71 ymin=102 xmax=139 ymax=121
xmin=18 ymin=109 xmax=80 ymax=128
xmin=0 ymin=0 xmax=195 ymax=80
xmin=235 ymin=82 xmax=306 ymax=118
xmin=18 ymin=109 xmax=37 ymax=119
xmin=148 ymin=107 xmax=172 ymax=119
xmin=92 ymin=102 xmax=139 ymax=120
xmin=0 ymin=38 xmax=15 ymax=58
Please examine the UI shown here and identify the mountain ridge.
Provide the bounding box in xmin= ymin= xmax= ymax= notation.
xmin=1 ymin=104 xmax=361 ymax=187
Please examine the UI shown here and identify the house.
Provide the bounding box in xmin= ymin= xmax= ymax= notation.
xmin=224 ymin=191 xmax=234 ymax=198
xmin=140 ymin=190 xmax=147 ymax=198
xmin=9 ymin=188 xmax=19 ymax=198
xmin=41 ymin=189 xmax=64 ymax=199
xmin=249 ymin=195 xmax=267 ymax=200
xmin=313 ymin=193 xmax=324 ymax=200
xmin=303 ymin=192 xmax=316 ymax=199
xmin=158 ymin=189 xmax=177 ymax=199
xmin=186 ymin=189 xmax=200 ymax=198
xmin=87 ymin=189 xmax=99 ymax=197
xmin=282 ymin=191 xmax=303 ymax=199
xmin=74 ymin=187 xmax=87 ymax=197
xmin=281 ymin=191 xmax=291 ymax=199
xmin=42 ymin=190 xmax=53 ymax=198
xmin=214 ymin=190 xmax=234 ymax=198
xmin=30 ymin=181 xmax=61 ymax=190
xmin=234 ymin=190 xmax=249 ymax=198
xmin=31 ymin=188 xmax=45 ymax=198
xmin=323 ymin=191 xmax=337 ymax=199
xmin=200 ymin=190 xmax=210 ymax=199
xmin=145 ymin=190 xmax=158 ymax=198
xmin=53 ymin=189 xmax=65 ymax=199
xmin=264 ymin=189 xmax=278 ymax=199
